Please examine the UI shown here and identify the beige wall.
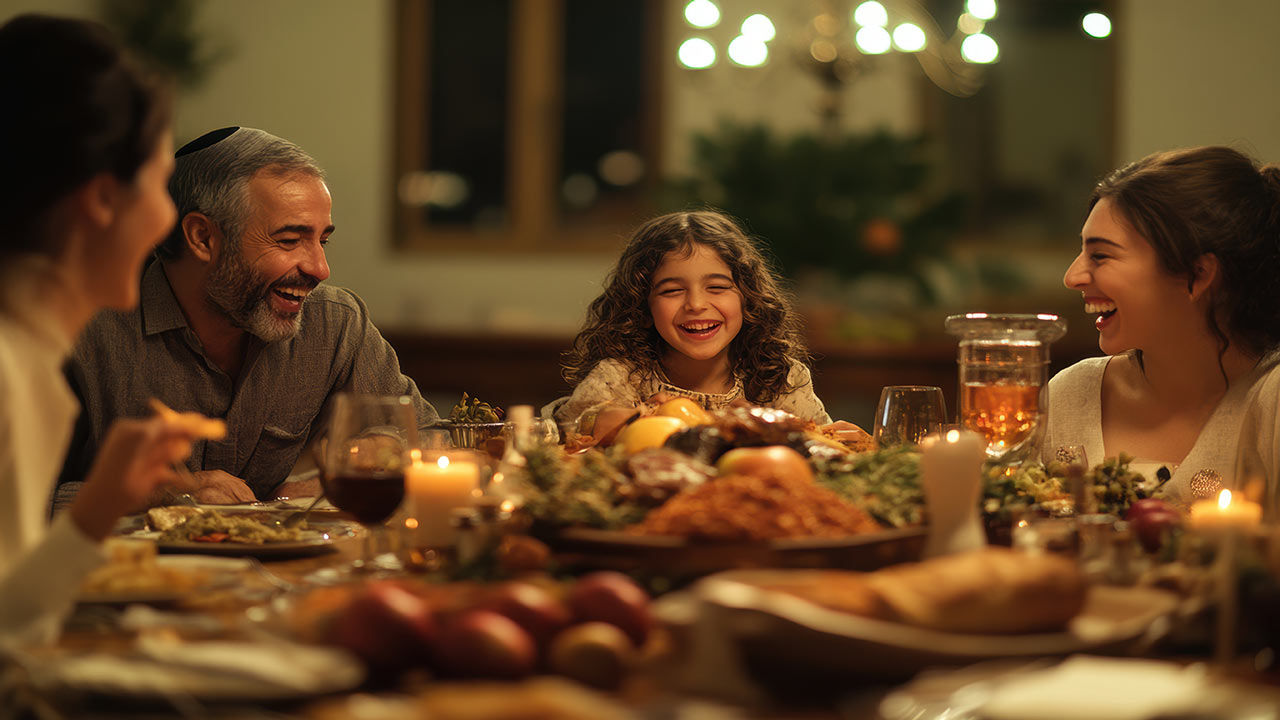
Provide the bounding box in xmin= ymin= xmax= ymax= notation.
xmin=4 ymin=0 xmax=1280 ymax=332
xmin=1119 ymin=0 xmax=1280 ymax=164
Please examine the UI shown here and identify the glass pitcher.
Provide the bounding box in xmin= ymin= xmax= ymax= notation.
xmin=944 ymin=313 xmax=1067 ymax=464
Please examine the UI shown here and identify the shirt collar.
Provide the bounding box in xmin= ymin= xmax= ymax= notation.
xmin=140 ymin=259 xmax=190 ymax=336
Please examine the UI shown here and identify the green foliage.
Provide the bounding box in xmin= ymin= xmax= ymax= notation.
xmin=100 ymin=0 xmax=227 ymax=89
xmin=668 ymin=122 xmax=966 ymax=295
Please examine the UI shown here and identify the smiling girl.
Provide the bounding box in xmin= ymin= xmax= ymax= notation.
xmin=1042 ymin=146 xmax=1280 ymax=508
xmin=552 ymin=210 xmax=833 ymax=437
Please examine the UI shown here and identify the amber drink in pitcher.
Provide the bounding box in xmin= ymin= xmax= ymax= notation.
xmin=945 ymin=313 xmax=1066 ymax=465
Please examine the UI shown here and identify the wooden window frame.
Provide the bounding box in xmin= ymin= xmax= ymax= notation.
xmin=392 ymin=0 xmax=666 ymax=254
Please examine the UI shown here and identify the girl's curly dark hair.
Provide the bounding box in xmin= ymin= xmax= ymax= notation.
xmin=563 ymin=209 xmax=811 ymax=403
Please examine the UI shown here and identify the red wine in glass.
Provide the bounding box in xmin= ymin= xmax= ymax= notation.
xmin=322 ymin=470 xmax=406 ymax=525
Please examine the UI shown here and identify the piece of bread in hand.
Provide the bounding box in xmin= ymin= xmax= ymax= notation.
xmin=754 ymin=547 xmax=1087 ymax=634
xmin=148 ymin=398 xmax=227 ymax=440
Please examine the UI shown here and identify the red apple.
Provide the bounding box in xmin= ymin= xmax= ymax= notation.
xmin=476 ymin=580 xmax=572 ymax=651
xmin=433 ymin=609 xmax=537 ymax=679
xmin=1126 ymin=498 xmax=1175 ymax=521
xmin=1130 ymin=507 xmax=1182 ymax=553
xmin=327 ymin=581 xmax=435 ymax=673
xmin=715 ymin=445 xmax=814 ymax=483
xmin=567 ymin=571 xmax=652 ymax=648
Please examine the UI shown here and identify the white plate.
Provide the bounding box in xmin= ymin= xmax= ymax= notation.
xmin=657 ymin=569 xmax=1181 ymax=685
xmin=24 ymin=636 xmax=364 ymax=703
xmin=76 ymin=556 xmax=251 ymax=607
xmin=122 ymin=513 xmax=362 ymax=559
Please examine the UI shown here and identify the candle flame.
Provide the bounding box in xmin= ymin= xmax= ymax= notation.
xmin=437 ymin=455 xmax=450 ymax=469
xmin=1219 ymin=488 xmax=1232 ymax=510
xmin=404 ymin=517 xmax=418 ymax=529
xmin=501 ymin=499 xmax=515 ymax=513
xmin=946 ymin=429 xmax=960 ymax=443
xmin=410 ymin=449 xmax=422 ymax=462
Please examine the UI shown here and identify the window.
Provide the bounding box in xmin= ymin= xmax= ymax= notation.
xmin=393 ymin=0 xmax=663 ymax=252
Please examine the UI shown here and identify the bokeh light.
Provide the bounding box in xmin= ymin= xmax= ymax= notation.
xmin=677 ymin=37 xmax=716 ymax=69
xmin=1082 ymin=12 xmax=1112 ymax=38
xmin=741 ymin=14 xmax=776 ymax=42
xmin=598 ymin=150 xmax=645 ymax=186
xmin=966 ymin=0 xmax=998 ymax=21
xmin=892 ymin=23 xmax=927 ymax=52
xmin=853 ymin=1 xmax=889 ymax=28
xmin=728 ymin=36 xmax=769 ymax=66
xmin=957 ymin=12 xmax=985 ymax=35
xmin=854 ymin=25 xmax=892 ymax=54
xmin=684 ymin=0 xmax=720 ymax=29
xmin=960 ymin=32 xmax=999 ymax=63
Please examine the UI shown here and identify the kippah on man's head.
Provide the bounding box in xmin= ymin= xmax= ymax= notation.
xmin=175 ymin=126 xmax=240 ymax=157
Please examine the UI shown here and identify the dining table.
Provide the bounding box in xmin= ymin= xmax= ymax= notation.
xmin=7 ymin=495 xmax=1280 ymax=720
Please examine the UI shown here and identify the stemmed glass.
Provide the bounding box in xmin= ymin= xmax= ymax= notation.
xmin=873 ymin=385 xmax=947 ymax=448
xmin=318 ymin=393 xmax=418 ymax=574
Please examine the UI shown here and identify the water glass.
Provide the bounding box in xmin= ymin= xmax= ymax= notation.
xmin=873 ymin=385 xmax=947 ymax=448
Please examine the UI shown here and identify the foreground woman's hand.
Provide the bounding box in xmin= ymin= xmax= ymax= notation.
xmin=69 ymin=416 xmax=198 ymax=541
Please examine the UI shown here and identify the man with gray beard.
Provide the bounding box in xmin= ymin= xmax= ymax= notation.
xmin=55 ymin=127 xmax=439 ymax=506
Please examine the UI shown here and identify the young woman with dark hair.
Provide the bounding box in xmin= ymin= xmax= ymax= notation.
xmin=1043 ymin=146 xmax=1280 ymax=508
xmin=0 ymin=14 xmax=203 ymax=644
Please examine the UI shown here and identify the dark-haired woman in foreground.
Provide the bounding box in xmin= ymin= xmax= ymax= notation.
xmin=0 ymin=14 xmax=202 ymax=645
xmin=1043 ymin=146 xmax=1280 ymax=509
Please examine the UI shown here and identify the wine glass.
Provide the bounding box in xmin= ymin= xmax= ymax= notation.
xmin=319 ymin=393 xmax=418 ymax=574
xmin=873 ymin=386 xmax=947 ymax=448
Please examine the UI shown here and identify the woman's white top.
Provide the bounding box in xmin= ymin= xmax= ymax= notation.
xmin=0 ymin=265 xmax=105 ymax=648
xmin=1042 ymin=352 xmax=1280 ymax=509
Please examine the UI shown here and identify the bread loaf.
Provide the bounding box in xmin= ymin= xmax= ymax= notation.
xmin=755 ymin=547 xmax=1087 ymax=634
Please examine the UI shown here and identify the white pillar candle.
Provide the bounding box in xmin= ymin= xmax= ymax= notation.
xmin=920 ymin=428 xmax=989 ymax=557
xmin=1189 ymin=489 xmax=1262 ymax=531
xmin=406 ymin=453 xmax=479 ymax=547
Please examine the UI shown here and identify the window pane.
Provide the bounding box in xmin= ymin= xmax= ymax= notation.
xmin=421 ymin=0 xmax=510 ymax=227
xmin=558 ymin=0 xmax=649 ymax=224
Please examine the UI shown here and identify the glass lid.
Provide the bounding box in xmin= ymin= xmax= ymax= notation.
xmin=944 ymin=313 xmax=1067 ymax=345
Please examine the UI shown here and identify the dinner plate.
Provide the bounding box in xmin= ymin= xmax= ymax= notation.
xmin=655 ymin=570 xmax=1182 ymax=694
xmin=21 ymin=635 xmax=364 ymax=704
xmin=550 ymin=526 xmax=926 ymax=576
xmin=76 ymin=556 xmax=251 ymax=607
xmin=121 ymin=512 xmax=363 ymax=559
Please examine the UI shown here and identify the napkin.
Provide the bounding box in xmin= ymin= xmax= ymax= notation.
xmin=978 ymin=656 xmax=1207 ymax=720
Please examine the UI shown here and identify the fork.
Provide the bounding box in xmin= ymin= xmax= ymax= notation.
xmin=278 ymin=493 xmax=326 ymax=528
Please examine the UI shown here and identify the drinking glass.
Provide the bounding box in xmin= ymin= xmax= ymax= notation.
xmin=945 ymin=313 xmax=1067 ymax=465
xmin=318 ymin=393 xmax=418 ymax=574
xmin=873 ymin=385 xmax=947 ymax=447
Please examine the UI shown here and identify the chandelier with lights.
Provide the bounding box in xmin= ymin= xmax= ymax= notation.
xmin=676 ymin=0 xmax=1113 ymax=111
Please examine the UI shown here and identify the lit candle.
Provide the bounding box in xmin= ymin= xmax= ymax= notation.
xmin=405 ymin=451 xmax=479 ymax=547
xmin=1189 ymin=489 xmax=1262 ymax=531
xmin=920 ymin=428 xmax=988 ymax=557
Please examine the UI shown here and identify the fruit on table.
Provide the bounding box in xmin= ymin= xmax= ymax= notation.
xmin=567 ymin=571 xmax=653 ymax=648
xmin=715 ymin=445 xmax=814 ymax=483
xmin=547 ymin=621 xmax=636 ymax=691
xmin=434 ymin=609 xmax=537 ymax=679
xmin=327 ymin=581 xmax=436 ymax=673
xmin=654 ymin=398 xmax=713 ymax=426
xmin=1126 ymin=498 xmax=1183 ymax=553
xmin=616 ymin=415 xmax=688 ymax=456
xmin=477 ymin=580 xmax=572 ymax=651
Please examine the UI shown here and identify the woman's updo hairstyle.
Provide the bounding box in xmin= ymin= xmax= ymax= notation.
xmin=1091 ymin=146 xmax=1280 ymax=357
xmin=0 ymin=13 xmax=171 ymax=259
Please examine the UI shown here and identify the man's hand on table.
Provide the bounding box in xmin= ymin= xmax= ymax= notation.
xmin=191 ymin=469 xmax=257 ymax=504
xmin=275 ymin=476 xmax=322 ymax=501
